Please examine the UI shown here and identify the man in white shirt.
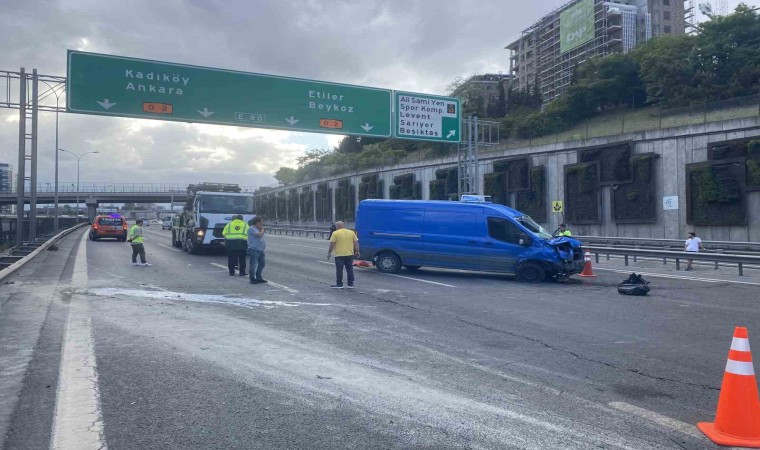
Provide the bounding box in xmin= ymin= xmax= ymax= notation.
xmin=684 ymin=232 xmax=704 ymax=271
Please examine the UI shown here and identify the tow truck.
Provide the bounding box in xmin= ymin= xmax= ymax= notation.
xmin=171 ymin=183 xmax=255 ymax=254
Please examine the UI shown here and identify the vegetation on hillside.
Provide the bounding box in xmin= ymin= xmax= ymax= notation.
xmin=271 ymin=5 xmax=759 ymax=187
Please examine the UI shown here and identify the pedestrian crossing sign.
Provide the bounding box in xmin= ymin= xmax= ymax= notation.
xmin=552 ymin=201 xmax=564 ymax=213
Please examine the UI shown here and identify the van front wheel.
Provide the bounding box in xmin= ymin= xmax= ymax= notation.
xmin=516 ymin=263 xmax=546 ymax=283
xmin=375 ymin=252 xmax=402 ymax=274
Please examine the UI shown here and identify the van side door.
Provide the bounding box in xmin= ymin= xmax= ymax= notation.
xmin=422 ymin=210 xmax=481 ymax=270
xmin=480 ymin=217 xmax=529 ymax=273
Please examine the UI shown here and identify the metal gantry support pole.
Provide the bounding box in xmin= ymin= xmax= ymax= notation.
xmin=16 ymin=68 xmax=26 ymax=245
xmin=29 ymin=70 xmax=39 ymax=240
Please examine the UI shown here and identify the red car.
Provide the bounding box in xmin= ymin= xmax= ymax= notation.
xmin=90 ymin=215 xmax=128 ymax=241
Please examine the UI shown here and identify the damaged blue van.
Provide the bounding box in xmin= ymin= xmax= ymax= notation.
xmin=356 ymin=199 xmax=585 ymax=282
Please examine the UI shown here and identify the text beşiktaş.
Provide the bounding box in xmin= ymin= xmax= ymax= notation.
xmin=125 ymin=69 xmax=190 ymax=96
xmin=398 ymin=96 xmax=446 ymax=136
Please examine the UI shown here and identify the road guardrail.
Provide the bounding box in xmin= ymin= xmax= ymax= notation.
xmin=584 ymin=245 xmax=760 ymax=276
xmin=577 ymin=236 xmax=760 ymax=253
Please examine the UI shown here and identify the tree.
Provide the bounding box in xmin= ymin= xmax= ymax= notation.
xmin=691 ymin=4 xmax=760 ymax=101
xmin=274 ymin=167 xmax=297 ymax=186
xmin=633 ymin=34 xmax=698 ymax=106
xmin=296 ymin=148 xmax=332 ymax=167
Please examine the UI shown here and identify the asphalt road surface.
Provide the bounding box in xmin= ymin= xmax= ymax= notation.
xmin=2 ymin=225 xmax=759 ymax=449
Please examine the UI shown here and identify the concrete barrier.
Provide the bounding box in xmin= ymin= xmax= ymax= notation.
xmin=0 ymin=223 xmax=88 ymax=283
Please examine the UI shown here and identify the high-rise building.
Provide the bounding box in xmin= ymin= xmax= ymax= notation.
xmin=506 ymin=0 xmax=685 ymax=103
xmin=0 ymin=163 xmax=13 ymax=214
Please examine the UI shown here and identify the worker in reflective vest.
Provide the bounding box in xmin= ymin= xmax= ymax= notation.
xmin=558 ymin=223 xmax=572 ymax=237
xmin=222 ymin=214 xmax=249 ymax=276
xmin=128 ymin=219 xmax=151 ymax=266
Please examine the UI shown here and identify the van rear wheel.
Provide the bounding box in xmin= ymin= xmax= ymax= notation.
xmin=516 ymin=263 xmax=546 ymax=283
xmin=375 ymin=252 xmax=402 ymax=274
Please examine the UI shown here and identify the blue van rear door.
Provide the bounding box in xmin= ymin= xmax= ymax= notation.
xmin=422 ymin=210 xmax=481 ymax=270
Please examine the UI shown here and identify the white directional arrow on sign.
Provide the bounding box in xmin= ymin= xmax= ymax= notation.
xmin=446 ymin=130 xmax=456 ymax=139
xmin=285 ymin=116 xmax=299 ymax=126
xmin=361 ymin=123 xmax=374 ymax=132
xmin=197 ymin=108 xmax=214 ymax=118
xmin=96 ymin=99 xmax=116 ymax=109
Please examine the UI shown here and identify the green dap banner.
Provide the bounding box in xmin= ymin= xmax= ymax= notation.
xmin=560 ymin=0 xmax=595 ymax=54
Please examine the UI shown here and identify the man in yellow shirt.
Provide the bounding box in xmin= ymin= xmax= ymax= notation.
xmin=327 ymin=221 xmax=360 ymax=289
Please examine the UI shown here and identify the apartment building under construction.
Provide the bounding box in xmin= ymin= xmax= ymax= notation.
xmin=506 ymin=0 xmax=685 ymax=103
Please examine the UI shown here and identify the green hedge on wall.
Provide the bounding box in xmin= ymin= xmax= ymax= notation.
xmin=390 ymin=174 xmax=420 ymax=199
xmin=483 ymin=172 xmax=509 ymax=206
xmin=516 ymin=166 xmax=546 ymax=223
xmin=359 ymin=174 xmax=383 ymax=201
xmin=299 ymin=187 xmax=313 ymax=221
xmin=580 ymin=143 xmax=631 ymax=184
xmin=335 ymin=178 xmax=356 ymax=222
xmin=276 ymin=191 xmax=287 ymax=220
xmin=287 ymin=188 xmax=299 ymax=221
xmin=429 ymin=179 xmax=447 ymax=200
xmin=493 ymin=158 xmax=530 ymax=191
xmin=613 ymin=154 xmax=657 ymax=223
xmin=748 ymin=140 xmax=760 ymax=188
xmin=564 ymin=163 xmax=601 ymax=223
xmin=315 ymin=183 xmax=332 ymax=222
xmin=687 ymin=161 xmax=746 ymax=226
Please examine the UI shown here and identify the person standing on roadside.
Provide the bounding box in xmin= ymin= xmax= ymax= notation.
xmin=327 ymin=221 xmax=360 ymax=289
xmin=222 ymin=214 xmax=249 ymax=276
xmin=684 ymin=231 xmax=704 ymax=271
xmin=557 ymin=223 xmax=572 ymax=237
xmin=128 ymin=219 xmax=151 ymax=267
xmin=247 ymin=217 xmax=267 ymax=284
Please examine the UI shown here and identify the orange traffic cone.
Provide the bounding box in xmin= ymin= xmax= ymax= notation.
xmin=698 ymin=326 xmax=760 ymax=447
xmin=579 ymin=251 xmax=597 ymax=277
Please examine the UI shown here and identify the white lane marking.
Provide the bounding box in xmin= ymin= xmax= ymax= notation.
xmin=608 ymin=401 xmax=706 ymax=440
xmin=316 ymin=260 xmax=456 ymax=288
xmin=157 ymin=243 xmax=182 ymax=253
xmin=51 ymin=231 xmax=107 ymax=450
xmin=289 ymin=244 xmax=326 ymax=250
xmin=208 ymin=263 xmax=299 ymax=294
xmin=88 ymin=288 xmax=329 ymax=308
xmin=595 ymin=267 xmax=760 ymax=287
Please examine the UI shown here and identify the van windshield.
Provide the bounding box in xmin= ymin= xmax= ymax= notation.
xmin=516 ymin=215 xmax=552 ymax=239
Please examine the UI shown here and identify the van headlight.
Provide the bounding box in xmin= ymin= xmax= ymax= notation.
xmin=196 ymin=230 xmax=205 ymax=237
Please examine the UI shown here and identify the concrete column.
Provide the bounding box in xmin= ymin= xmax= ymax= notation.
xmin=85 ymin=197 xmax=98 ymax=222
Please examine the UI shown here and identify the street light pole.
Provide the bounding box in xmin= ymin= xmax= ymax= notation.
xmin=58 ymin=148 xmax=99 ymax=223
xmin=41 ymin=81 xmax=63 ymax=231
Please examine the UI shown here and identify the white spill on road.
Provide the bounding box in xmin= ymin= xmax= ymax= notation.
xmin=87 ymin=287 xmax=334 ymax=309
xmin=50 ymin=231 xmax=107 ymax=450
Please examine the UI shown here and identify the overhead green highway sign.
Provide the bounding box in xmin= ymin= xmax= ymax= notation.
xmin=394 ymin=91 xmax=461 ymax=143
xmin=67 ymin=50 xmax=392 ymax=137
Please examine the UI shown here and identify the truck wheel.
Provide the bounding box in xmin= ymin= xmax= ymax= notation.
xmin=187 ymin=238 xmax=200 ymax=255
xmin=404 ymin=265 xmax=421 ymax=271
xmin=516 ymin=263 xmax=546 ymax=283
xmin=375 ymin=252 xmax=402 ymax=274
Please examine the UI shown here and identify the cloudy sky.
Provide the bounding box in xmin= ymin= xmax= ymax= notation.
xmin=0 ymin=0 xmax=752 ymax=191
